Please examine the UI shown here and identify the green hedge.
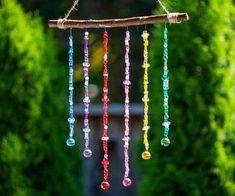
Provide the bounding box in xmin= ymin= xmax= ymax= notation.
xmin=139 ymin=0 xmax=235 ymax=195
xmin=0 ymin=0 xmax=82 ymax=195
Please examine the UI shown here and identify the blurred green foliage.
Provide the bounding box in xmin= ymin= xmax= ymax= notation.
xmin=0 ymin=0 xmax=82 ymax=195
xmin=138 ymin=0 xmax=235 ymax=195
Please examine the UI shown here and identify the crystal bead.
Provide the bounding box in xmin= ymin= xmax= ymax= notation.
xmin=66 ymin=138 xmax=75 ymax=147
xmin=142 ymin=63 xmax=150 ymax=68
xmin=101 ymin=136 xmax=109 ymax=141
xmin=69 ymin=86 xmax=74 ymax=90
xmin=101 ymin=181 xmax=110 ymax=190
xmin=67 ymin=118 xmax=75 ymax=123
xmin=104 ymin=54 xmax=108 ymax=61
xmin=141 ymin=151 xmax=151 ymax=160
xmin=142 ymin=97 xmax=150 ymax=102
xmin=122 ymin=137 xmax=130 ymax=142
xmin=83 ymin=148 xmax=92 ymax=158
xmin=162 ymin=121 xmax=171 ymax=127
xmin=142 ymin=126 xmax=150 ymax=131
xmin=122 ymin=178 xmax=132 ymax=187
xmin=123 ymin=81 xmax=131 ymax=85
xmin=83 ymin=62 xmax=90 ymax=67
xmin=161 ymin=137 xmax=170 ymax=147
xmin=83 ymin=97 xmax=90 ymax=103
xmin=83 ymin=128 xmax=91 ymax=133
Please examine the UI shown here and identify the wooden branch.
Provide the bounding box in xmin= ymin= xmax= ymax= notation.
xmin=48 ymin=13 xmax=189 ymax=29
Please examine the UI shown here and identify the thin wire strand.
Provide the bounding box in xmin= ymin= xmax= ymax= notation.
xmin=157 ymin=0 xmax=169 ymax=14
xmin=63 ymin=0 xmax=80 ymax=21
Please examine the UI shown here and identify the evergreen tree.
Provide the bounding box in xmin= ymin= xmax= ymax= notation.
xmin=0 ymin=0 xmax=82 ymax=195
xmin=139 ymin=0 xmax=235 ymax=195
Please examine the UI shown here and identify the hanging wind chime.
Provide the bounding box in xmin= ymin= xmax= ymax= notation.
xmin=48 ymin=0 xmax=189 ymax=190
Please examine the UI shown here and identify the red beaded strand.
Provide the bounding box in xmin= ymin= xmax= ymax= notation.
xmin=101 ymin=31 xmax=110 ymax=190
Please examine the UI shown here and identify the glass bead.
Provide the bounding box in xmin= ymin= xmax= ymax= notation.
xmin=83 ymin=148 xmax=92 ymax=158
xmin=67 ymin=117 xmax=75 ymax=123
xmin=141 ymin=151 xmax=151 ymax=160
xmin=161 ymin=137 xmax=170 ymax=147
xmin=122 ymin=178 xmax=132 ymax=187
xmin=66 ymin=138 xmax=75 ymax=147
xmin=83 ymin=128 xmax=91 ymax=133
xmin=101 ymin=181 xmax=110 ymax=190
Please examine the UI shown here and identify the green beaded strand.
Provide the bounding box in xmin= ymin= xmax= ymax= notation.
xmin=161 ymin=25 xmax=171 ymax=147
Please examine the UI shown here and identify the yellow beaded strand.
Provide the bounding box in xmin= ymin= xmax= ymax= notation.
xmin=141 ymin=30 xmax=151 ymax=160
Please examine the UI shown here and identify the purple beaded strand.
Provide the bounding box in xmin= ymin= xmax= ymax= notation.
xmin=82 ymin=31 xmax=92 ymax=158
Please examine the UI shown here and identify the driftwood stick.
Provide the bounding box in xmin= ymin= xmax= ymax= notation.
xmin=48 ymin=13 xmax=189 ymax=29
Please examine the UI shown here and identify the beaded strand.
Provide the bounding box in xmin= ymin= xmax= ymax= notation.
xmin=141 ymin=30 xmax=151 ymax=160
xmin=66 ymin=31 xmax=76 ymax=147
xmin=122 ymin=30 xmax=132 ymax=187
xmin=161 ymin=25 xmax=171 ymax=147
xmin=100 ymin=31 xmax=110 ymax=190
xmin=82 ymin=32 xmax=92 ymax=157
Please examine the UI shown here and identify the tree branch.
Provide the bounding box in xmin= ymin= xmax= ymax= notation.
xmin=48 ymin=13 xmax=189 ymax=29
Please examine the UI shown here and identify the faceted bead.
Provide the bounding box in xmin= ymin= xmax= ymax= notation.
xmin=142 ymin=126 xmax=150 ymax=131
xmin=101 ymin=181 xmax=110 ymax=190
xmin=83 ymin=148 xmax=92 ymax=158
xmin=161 ymin=137 xmax=170 ymax=147
xmin=83 ymin=128 xmax=91 ymax=133
xmin=122 ymin=178 xmax=132 ymax=187
xmin=66 ymin=138 xmax=75 ymax=147
xmin=67 ymin=117 xmax=75 ymax=123
xmin=101 ymin=136 xmax=109 ymax=141
xmin=141 ymin=151 xmax=151 ymax=160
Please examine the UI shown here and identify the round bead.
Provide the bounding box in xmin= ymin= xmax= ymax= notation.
xmin=66 ymin=138 xmax=75 ymax=147
xmin=122 ymin=178 xmax=132 ymax=187
xmin=161 ymin=137 xmax=170 ymax=147
xmin=83 ymin=149 xmax=92 ymax=158
xmin=141 ymin=151 xmax=151 ymax=160
xmin=101 ymin=181 xmax=110 ymax=190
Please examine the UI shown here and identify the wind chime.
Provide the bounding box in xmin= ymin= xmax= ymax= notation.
xmin=48 ymin=0 xmax=189 ymax=190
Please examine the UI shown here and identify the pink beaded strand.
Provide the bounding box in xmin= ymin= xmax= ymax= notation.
xmin=122 ymin=30 xmax=132 ymax=187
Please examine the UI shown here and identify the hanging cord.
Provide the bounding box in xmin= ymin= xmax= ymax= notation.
xmin=58 ymin=0 xmax=80 ymax=29
xmin=157 ymin=0 xmax=169 ymax=14
xmin=157 ymin=0 xmax=181 ymax=23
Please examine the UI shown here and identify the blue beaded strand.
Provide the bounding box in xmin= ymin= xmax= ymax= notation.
xmin=66 ymin=31 xmax=75 ymax=147
xmin=161 ymin=25 xmax=171 ymax=147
